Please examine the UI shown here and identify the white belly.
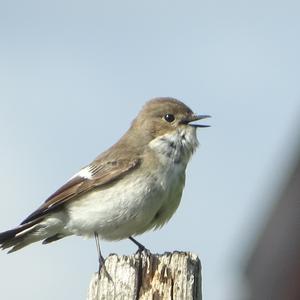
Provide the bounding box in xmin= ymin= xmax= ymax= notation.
xmin=64 ymin=161 xmax=185 ymax=240
xmin=64 ymin=126 xmax=197 ymax=240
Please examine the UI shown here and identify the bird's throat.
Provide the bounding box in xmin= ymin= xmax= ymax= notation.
xmin=148 ymin=127 xmax=199 ymax=166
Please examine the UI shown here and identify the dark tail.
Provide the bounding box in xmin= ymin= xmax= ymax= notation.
xmin=0 ymin=219 xmax=42 ymax=253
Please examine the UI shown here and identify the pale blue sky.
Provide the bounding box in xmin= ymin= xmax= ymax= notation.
xmin=0 ymin=1 xmax=299 ymax=299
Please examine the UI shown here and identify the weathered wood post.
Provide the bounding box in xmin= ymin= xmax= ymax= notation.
xmin=87 ymin=251 xmax=201 ymax=300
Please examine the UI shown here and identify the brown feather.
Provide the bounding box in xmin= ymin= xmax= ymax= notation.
xmin=20 ymin=158 xmax=140 ymax=225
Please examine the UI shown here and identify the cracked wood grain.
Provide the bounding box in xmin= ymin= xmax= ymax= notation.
xmin=87 ymin=251 xmax=201 ymax=300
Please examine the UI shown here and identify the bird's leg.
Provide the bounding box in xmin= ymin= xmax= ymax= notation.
xmin=94 ymin=233 xmax=113 ymax=282
xmin=94 ymin=232 xmax=105 ymax=275
xmin=128 ymin=236 xmax=150 ymax=254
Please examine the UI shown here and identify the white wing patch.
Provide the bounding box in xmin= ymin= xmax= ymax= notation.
xmin=70 ymin=166 xmax=93 ymax=180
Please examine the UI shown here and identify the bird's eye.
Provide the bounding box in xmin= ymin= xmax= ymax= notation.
xmin=164 ymin=114 xmax=175 ymax=123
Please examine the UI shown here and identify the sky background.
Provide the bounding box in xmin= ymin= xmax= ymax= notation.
xmin=0 ymin=1 xmax=300 ymax=299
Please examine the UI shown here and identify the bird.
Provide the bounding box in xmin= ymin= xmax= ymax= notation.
xmin=0 ymin=97 xmax=210 ymax=264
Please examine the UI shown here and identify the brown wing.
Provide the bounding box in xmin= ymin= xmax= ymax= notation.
xmin=20 ymin=158 xmax=140 ymax=224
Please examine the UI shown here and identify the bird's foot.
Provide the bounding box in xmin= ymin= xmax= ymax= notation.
xmin=128 ymin=236 xmax=151 ymax=256
xmin=97 ymin=252 xmax=105 ymax=276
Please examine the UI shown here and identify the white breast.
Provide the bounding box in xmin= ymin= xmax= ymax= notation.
xmin=64 ymin=126 xmax=199 ymax=240
xmin=147 ymin=126 xmax=199 ymax=228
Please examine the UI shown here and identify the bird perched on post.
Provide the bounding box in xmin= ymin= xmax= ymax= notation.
xmin=0 ymin=97 xmax=210 ymax=264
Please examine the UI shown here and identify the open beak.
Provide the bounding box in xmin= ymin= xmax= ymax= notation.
xmin=187 ymin=114 xmax=211 ymax=128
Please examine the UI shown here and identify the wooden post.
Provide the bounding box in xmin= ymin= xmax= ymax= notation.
xmin=87 ymin=251 xmax=201 ymax=300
